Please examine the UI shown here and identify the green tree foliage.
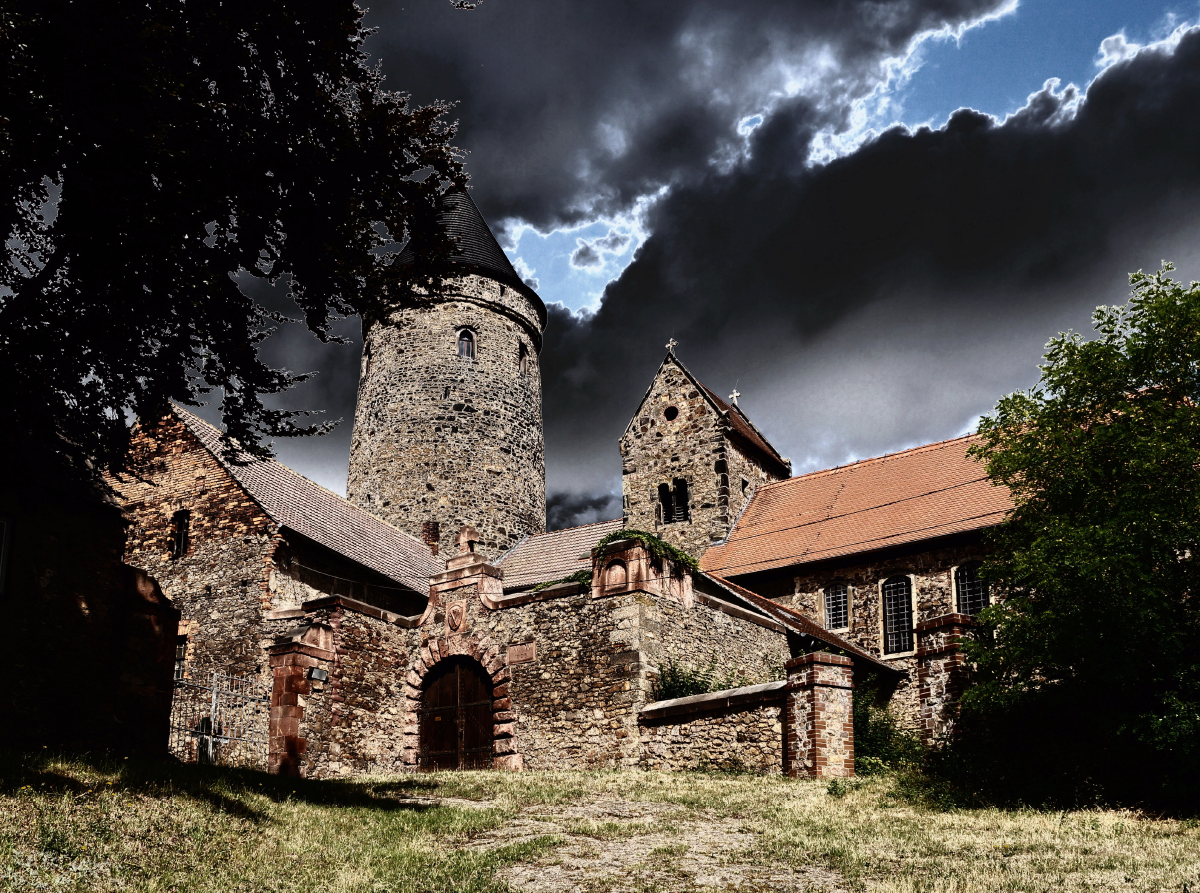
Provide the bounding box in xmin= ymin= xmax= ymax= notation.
xmin=963 ymin=264 xmax=1200 ymax=804
xmin=0 ymin=0 xmax=463 ymax=474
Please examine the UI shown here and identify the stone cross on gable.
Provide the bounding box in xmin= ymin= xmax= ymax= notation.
xmin=729 ymin=389 xmax=741 ymax=406
xmin=665 ymin=338 xmax=678 ymax=355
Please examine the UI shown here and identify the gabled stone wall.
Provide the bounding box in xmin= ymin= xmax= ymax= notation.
xmin=115 ymin=413 xmax=279 ymax=681
xmin=620 ymin=358 xmax=782 ymax=559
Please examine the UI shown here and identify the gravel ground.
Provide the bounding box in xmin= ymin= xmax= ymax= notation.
xmin=463 ymin=796 xmax=848 ymax=892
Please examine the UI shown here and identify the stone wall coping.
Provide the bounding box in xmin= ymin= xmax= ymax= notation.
xmin=592 ymin=537 xmax=637 ymax=556
xmin=915 ymin=612 xmax=975 ymax=632
xmin=785 ymin=652 xmax=853 ymax=670
xmin=430 ymin=562 xmax=504 ymax=586
xmin=276 ymin=594 xmax=421 ymax=627
xmin=492 ymin=581 xmax=585 ymax=607
xmin=693 ymin=590 xmax=786 ymax=633
xmin=639 ymin=680 xmax=787 ymax=721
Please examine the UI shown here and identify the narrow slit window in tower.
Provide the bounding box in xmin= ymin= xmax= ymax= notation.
xmin=170 ymin=510 xmax=191 ymax=560
xmin=518 ymin=342 xmax=529 ymax=376
xmin=457 ymin=330 xmax=475 ymax=359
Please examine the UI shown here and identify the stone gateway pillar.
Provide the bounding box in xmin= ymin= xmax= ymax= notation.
xmin=785 ymin=652 xmax=854 ymax=778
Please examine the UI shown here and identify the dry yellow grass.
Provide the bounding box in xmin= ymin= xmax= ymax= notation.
xmin=1 ymin=750 xmax=1196 ymax=892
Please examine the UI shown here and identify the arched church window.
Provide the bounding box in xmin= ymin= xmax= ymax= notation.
xmin=955 ymin=563 xmax=988 ymax=617
xmin=457 ymin=330 xmax=475 ymax=359
xmin=824 ymin=583 xmax=849 ymax=631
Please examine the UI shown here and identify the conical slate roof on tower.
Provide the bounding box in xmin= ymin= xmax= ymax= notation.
xmin=398 ymin=188 xmax=544 ymax=316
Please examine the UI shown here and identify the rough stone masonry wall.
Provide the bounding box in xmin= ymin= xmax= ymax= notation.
xmin=620 ymin=358 xmax=780 ymax=559
xmin=643 ymin=595 xmax=789 ymax=692
xmin=475 ymin=590 xmax=649 ymax=769
xmin=266 ymin=602 xmax=421 ymax=778
xmin=347 ymin=273 xmax=545 ymax=560
xmin=639 ymin=697 xmax=784 ymax=773
xmin=778 ymin=541 xmax=986 ymax=728
xmin=116 ymin=413 xmax=279 ymax=682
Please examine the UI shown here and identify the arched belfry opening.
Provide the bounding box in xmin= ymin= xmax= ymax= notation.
xmin=419 ymin=655 xmax=494 ymax=770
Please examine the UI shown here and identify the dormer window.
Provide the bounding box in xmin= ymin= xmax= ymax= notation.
xmin=457 ymin=330 xmax=475 ymax=359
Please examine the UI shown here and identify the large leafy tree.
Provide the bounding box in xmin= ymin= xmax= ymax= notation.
xmin=966 ymin=264 xmax=1200 ymax=797
xmin=0 ymin=0 xmax=463 ymax=472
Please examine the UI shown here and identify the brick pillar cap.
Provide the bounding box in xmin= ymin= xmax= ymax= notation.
xmin=785 ymin=651 xmax=853 ymax=670
xmin=915 ymin=612 xmax=975 ymax=632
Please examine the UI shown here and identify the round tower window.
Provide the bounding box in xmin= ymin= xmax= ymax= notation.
xmin=664 ymin=406 xmax=679 ymax=421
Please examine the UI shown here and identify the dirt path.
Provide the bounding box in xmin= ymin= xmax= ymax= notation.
xmin=462 ymin=796 xmax=848 ymax=892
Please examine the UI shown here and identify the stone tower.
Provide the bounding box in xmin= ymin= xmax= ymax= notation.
xmin=620 ymin=349 xmax=791 ymax=559
xmin=347 ymin=190 xmax=546 ymax=559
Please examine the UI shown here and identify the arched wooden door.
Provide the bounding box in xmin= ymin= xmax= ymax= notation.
xmin=419 ymin=656 xmax=494 ymax=770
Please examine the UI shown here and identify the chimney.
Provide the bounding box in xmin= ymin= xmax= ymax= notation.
xmin=422 ymin=520 xmax=440 ymax=556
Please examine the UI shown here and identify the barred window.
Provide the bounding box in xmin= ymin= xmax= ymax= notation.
xmin=882 ymin=576 xmax=914 ymax=654
xmin=174 ymin=635 xmax=188 ymax=680
xmin=955 ymin=563 xmax=988 ymax=616
xmin=824 ymin=583 xmax=849 ymax=630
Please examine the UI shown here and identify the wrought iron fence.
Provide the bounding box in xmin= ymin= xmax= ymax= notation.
xmin=169 ymin=668 xmax=270 ymax=770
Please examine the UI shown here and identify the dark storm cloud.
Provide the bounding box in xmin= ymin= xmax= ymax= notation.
xmin=546 ymin=491 xmax=623 ymax=532
xmin=367 ymin=0 xmax=1013 ymax=230
xmin=539 ymin=32 xmax=1200 ymax=523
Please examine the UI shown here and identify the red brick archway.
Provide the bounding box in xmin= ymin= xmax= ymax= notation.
xmin=401 ymin=634 xmax=520 ymax=770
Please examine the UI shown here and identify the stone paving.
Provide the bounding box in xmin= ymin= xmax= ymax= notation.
xmin=460 ymin=795 xmax=848 ymax=892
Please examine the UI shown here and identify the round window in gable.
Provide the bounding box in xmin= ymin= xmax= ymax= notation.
xmin=664 ymin=406 xmax=679 ymax=421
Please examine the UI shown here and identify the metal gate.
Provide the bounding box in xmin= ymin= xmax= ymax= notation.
xmin=168 ymin=668 xmax=270 ymax=770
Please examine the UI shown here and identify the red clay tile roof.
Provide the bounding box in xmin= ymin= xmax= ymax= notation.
xmin=497 ymin=519 xmax=624 ymax=590
xmin=696 ymin=383 xmax=790 ymax=476
xmin=173 ymin=406 xmax=440 ymax=593
xmin=700 ymin=573 xmax=898 ymax=673
xmin=701 ymin=435 xmax=1011 ymax=579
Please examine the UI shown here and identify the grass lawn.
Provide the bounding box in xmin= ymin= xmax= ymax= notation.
xmin=1 ymin=749 xmax=1196 ymax=892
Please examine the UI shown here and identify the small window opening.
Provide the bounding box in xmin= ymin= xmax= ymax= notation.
xmin=955 ymin=563 xmax=988 ymax=616
xmin=659 ymin=478 xmax=689 ymax=523
xmin=518 ymin=342 xmax=530 ymax=376
xmin=663 ymin=406 xmax=679 ymax=421
xmin=457 ymin=330 xmax=475 ymax=359
xmin=824 ymin=583 xmax=849 ymax=631
xmin=657 ymin=483 xmax=673 ymax=525
xmin=741 ymin=477 xmax=751 ymax=497
xmin=882 ymin=576 xmax=914 ymax=654
xmin=170 ymin=510 xmax=191 ymax=560
xmin=174 ymin=635 xmax=188 ymax=680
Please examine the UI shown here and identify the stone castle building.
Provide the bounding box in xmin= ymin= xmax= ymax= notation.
xmin=112 ymin=188 xmax=1010 ymax=778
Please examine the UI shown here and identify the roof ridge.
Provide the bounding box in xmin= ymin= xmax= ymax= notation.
xmin=757 ymin=432 xmax=980 ymax=490
xmin=170 ymin=405 xmax=434 ymax=552
xmin=529 ymin=518 xmax=623 ymax=538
